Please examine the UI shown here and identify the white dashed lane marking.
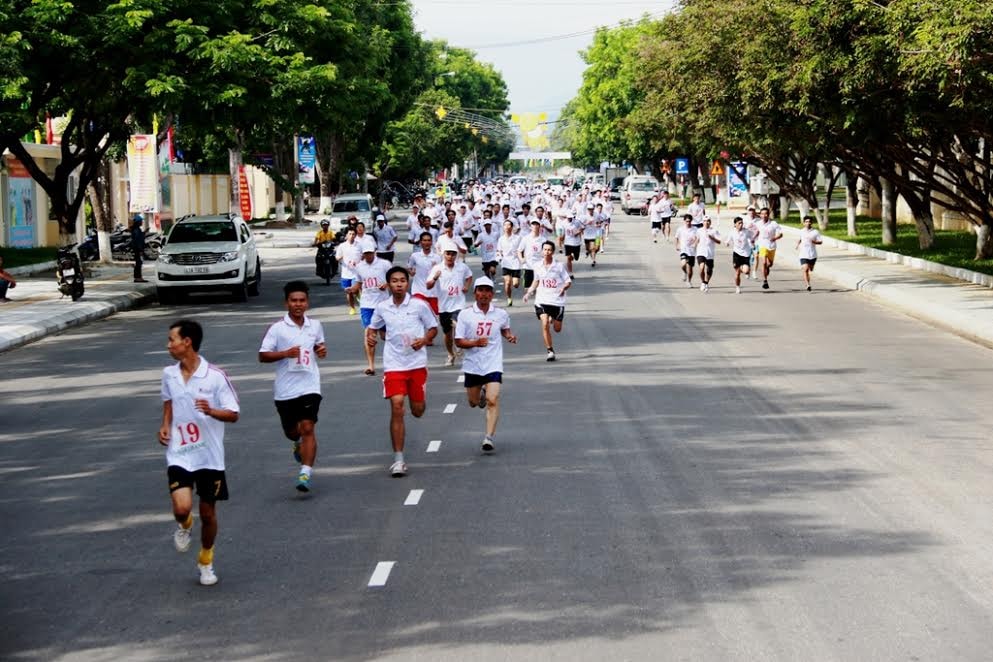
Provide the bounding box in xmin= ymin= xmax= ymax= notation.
xmin=427 ymin=440 xmax=442 ymax=453
xmin=404 ymin=489 xmax=424 ymax=506
xmin=443 ymin=403 xmax=457 ymax=414
xmin=368 ymin=562 xmax=395 ymax=587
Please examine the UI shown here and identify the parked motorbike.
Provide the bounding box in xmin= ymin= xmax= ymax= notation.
xmin=56 ymin=244 xmax=85 ymax=301
xmin=315 ymin=240 xmax=338 ymax=285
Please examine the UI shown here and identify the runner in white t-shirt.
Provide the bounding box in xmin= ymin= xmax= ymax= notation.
xmin=426 ymin=249 xmax=473 ymax=366
xmin=497 ymin=220 xmax=522 ymax=306
xmin=407 ymin=231 xmax=442 ymax=316
xmin=366 ymin=266 xmax=439 ymax=477
xmin=695 ymin=217 xmax=722 ymax=292
xmin=522 ymin=241 xmax=572 ymax=362
xmin=335 ymin=228 xmax=362 ymax=315
xmin=675 ymin=215 xmax=699 ymax=287
xmin=726 ymin=216 xmax=755 ymax=294
xmin=581 ymin=203 xmax=601 ymax=267
xmin=350 ymin=248 xmax=392 ymax=375
xmin=687 ymin=193 xmax=706 ymax=228
xmin=652 ymin=191 xmax=676 ymax=242
xmin=160 ymin=319 xmax=239 ymax=587
xmin=562 ymin=211 xmax=584 ymax=277
xmin=796 ymin=215 xmax=823 ymax=292
xmin=475 ymin=215 xmax=500 ymax=279
xmin=259 ymin=281 xmax=328 ymax=493
xmin=755 ymin=207 xmax=783 ymax=289
xmin=454 ymin=276 xmax=517 ymax=454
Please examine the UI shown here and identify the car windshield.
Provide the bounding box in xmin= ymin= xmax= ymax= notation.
xmin=169 ymin=222 xmax=237 ymax=243
xmin=333 ymin=199 xmax=370 ymax=213
xmin=629 ymin=181 xmax=655 ymax=191
xmin=547 ymin=178 xmax=563 ymax=185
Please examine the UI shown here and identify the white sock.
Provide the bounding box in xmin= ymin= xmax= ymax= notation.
xmin=300 ymin=465 xmax=312 ymax=477
xmin=394 ymin=452 xmax=404 ymax=464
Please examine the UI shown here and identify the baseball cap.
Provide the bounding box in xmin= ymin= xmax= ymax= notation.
xmin=376 ymin=214 xmax=386 ymax=221
xmin=530 ymin=219 xmax=541 ymax=225
xmin=586 ymin=203 xmax=594 ymax=209
xmin=473 ymin=276 xmax=495 ymax=289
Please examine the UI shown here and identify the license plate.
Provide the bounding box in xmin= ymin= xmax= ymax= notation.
xmin=62 ymin=268 xmax=75 ymax=277
xmin=184 ymin=267 xmax=209 ymax=274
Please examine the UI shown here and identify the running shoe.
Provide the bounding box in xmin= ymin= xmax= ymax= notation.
xmin=546 ymin=349 xmax=556 ymax=362
xmin=481 ymin=437 xmax=495 ymax=454
xmin=700 ymin=283 xmax=706 ymax=292
xmin=591 ymin=261 xmax=596 ymax=268
xmin=445 ymin=354 xmax=455 ymax=367
xmin=653 ymin=239 xmax=658 ymax=244
xmin=506 ymin=297 xmax=513 ymax=306
xmin=198 ymin=563 xmax=218 ymax=586
xmin=292 ymin=440 xmax=302 ymax=463
xmin=735 ymin=286 xmax=741 ymax=294
xmin=454 ymin=348 xmax=463 ymax=358
xmin=348 ymin=307 xmax=357 ymax=315
xmin=686 ymin=281 xmax=693 ymax=288
xmin=295 ymin=472 xmax=311 ymax=492
xmin=807 ymin=286 xmax=812 ymax=292
xmin=478 ymin=385 xmax=487 ymax=408
xmin=174 ymin=525 xmax=192 ymax=553
xmin=704 ymin=284 xmax=710 ymax=292
xmin=762 ymin=281 xmax=770 ymax=290
xmin=390 ymin=461 xmax=408 ymax=477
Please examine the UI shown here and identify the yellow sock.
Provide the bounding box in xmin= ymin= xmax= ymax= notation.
xmin=198 ymin=546 xmax=214 ymax=566
xmin=181 ymin=512 xmax=193 ymax=529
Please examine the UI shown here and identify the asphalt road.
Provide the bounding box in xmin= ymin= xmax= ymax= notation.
xmin=2 ymin=216 xmax=992 ymax=661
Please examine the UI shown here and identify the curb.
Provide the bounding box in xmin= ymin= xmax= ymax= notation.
xmin=779 ymin=225 xmax=993 ymax=288
xmin=0 ymin=286 xmax=157 ymax=354
xmin=7 ymin=261 xmax=57 ymax=277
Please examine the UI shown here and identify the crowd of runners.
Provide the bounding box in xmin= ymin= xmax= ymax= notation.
xmin=156 ymin=179 xmax=824 ymax=586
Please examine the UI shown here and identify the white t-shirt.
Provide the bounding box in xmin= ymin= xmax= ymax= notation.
xmin=455 ymin=304 xmax=511 ymax=376
xmin=695 ymin=227 xmax=722 ymax=260
xmin=335 ymin=239 xmax=362 ymax=280
xmin=648 ymin=199 xmax=661 ymax=222
xmin=756 ymin=220 xmax=782 ymax=249
xmin=519 ymin=233 xmax=545 ymax=269
xmin=374 ymin=224 xmax=397 ymax=252
xmin=406 ymin=214 xmax=420 ymax=242
xmin=436 ymin=233 xmax=468 ymax=256
xmin=407 ymin=250 xmax=441 ymax=297
xmin=161 ymin=357 xmax=239 ymax=472
xmin=533 ymin=260 xmax=571 ymax=307
xmin=676 ymin=226 xmax=699 ymax=255
xmin=497 ymin=234 xmax=522 ymax=270
xmin=354 ymin=257 xmax=392 ymax=309
xmin=428 ymin=261 xmax=473 ymax=313
xmin=259 ymin=314 xmax=325 ymax=400
xmin=368 ymin=295 xmax=439 ymax=371
xmin=581 ymin=214 xmax=599 ymax=240
xmin=728 ymin=227 xmax=754 ymax=257
xmin=356 ymin=234 xmax=376 ymax=254
xmin=563 ymin=218 xmax=583 ymax=247
xmin=798 ymin=227 xmax=822 ymax=259
xmin=476 ymin=227 xmax=500 ymax=262
xmin=654 ymin=198 xmax=676 ymax=218
xmin=688 ymin=201 xmax=706 ymax=226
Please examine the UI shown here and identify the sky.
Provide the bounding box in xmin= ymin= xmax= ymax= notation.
xmin=410 ymin=0 xmax=674 ymax=118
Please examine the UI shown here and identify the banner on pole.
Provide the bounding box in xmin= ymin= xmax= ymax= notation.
xmin=297 ymin=136 xmax=316 ymax=185
xmin=238 ymin=166 xmax=253 ymax=220
xmin=127 ymin=134 xmax=159 ymax=213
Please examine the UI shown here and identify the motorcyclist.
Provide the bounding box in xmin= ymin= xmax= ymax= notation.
xmin=313 ymin=219 xmax=335 ymax=246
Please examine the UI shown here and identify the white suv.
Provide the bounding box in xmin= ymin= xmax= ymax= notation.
xmin=155 ymin=215 xmax=261 ymax=303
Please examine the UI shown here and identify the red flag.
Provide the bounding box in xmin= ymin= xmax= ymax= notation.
xmin=167 ymin=126 xmax=175 ymax=162
xmin=45 ymin=113 xmax=53 ymax=144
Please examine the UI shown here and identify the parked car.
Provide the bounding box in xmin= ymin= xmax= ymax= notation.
xmin=328 ymin=193 xmax=374 ymax=229
xmin=155 ymin=215 xmax=261 ymax=303
xmin=621 ymin=176 xmax=660 ymax=214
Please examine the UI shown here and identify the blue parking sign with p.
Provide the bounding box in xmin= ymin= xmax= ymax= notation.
xmin=675 ymin=158 xmax=690 ymax=175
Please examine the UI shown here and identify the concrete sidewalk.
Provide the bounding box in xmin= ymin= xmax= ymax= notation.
xmin=0 ymin=265 xmax=156 ymax=353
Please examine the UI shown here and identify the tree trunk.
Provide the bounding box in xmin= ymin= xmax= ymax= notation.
xmin=846 ymin=173 xmax=858 ymax=237
xmin=87 ymin=158 xmax=115 ymax=263
xmin=903 ymin=188 xmax=935 ymax=250
xmin=779 ymin=196 xmax=791 ymax=222
xmin=976 ymin=222 xmax=993 ymax=260
xmin=880 ymin=178 xmax=896 ymax=246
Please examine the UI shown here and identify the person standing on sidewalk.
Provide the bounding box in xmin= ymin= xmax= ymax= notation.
xmin=455 ymin=276 xmax=517 ymax=454
xmin=796 ymin=215 xmax=823 ymax=292
xmin=366 ymin=266 xmax=439 ymax=477
xmin=132 ymin=215 xmax=148 ymax=283
xmin=0 ymin=255 xmax=17 ymax=303
xmin=159 ymin=319 xmax=240 ymax=586
xmin=258 ymin=281 xmax=328 ymax=493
